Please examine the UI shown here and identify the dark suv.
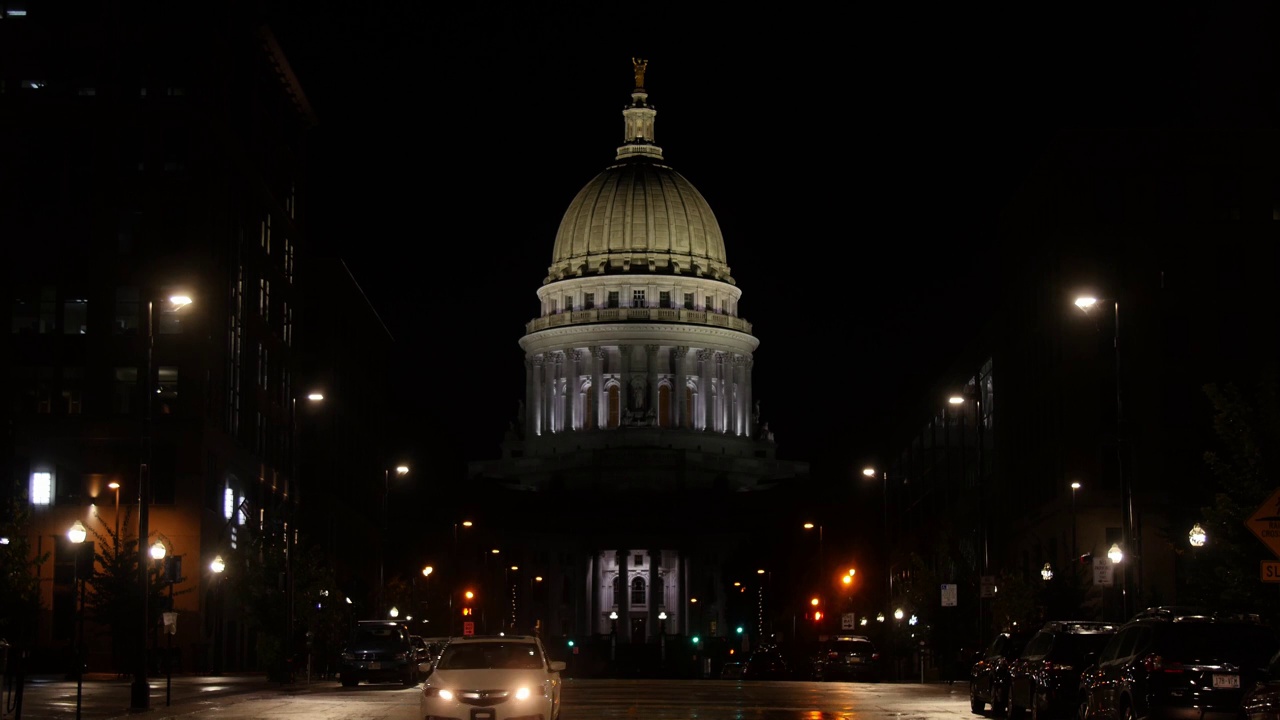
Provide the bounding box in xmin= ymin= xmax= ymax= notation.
xmin=1006 ymin=620 xmax=1118 ymax=720
xmin=1079 ymin=608 xmax=1279 ymax=720
xmin=339 ymin=620 xmax=419 ymax=687
xmin=814 ymin=635 xmax=881 ymax=682
xmin=971 ymin=627 xmax=1038 ymax=715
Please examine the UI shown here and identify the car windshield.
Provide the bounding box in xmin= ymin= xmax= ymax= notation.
xmin=437 ymin=642 xmax=546 ymax=670
xmin=351 ymin=626 xmax=404 ymax=648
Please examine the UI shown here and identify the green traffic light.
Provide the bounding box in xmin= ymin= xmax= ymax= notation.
xmin=691 ymin=635 xmax=700 ymax=644
xmin=736 ymin=626 xmax=744 ymax=634
xmin=567 ymin=640 xmax=575 ymax=647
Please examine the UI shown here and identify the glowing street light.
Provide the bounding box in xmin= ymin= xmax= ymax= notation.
xmin=1189 ymin=523 xmax=1207 ymax=547
xmin=1041 ymin=563 xmax=1054 ymax=581
xmin=1108 ymin=543 xmax=1124 ymax=564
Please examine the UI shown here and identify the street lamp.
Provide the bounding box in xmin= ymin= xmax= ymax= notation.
xmin=1075 ymin=294 xmax=1135 ymax=620
xmin=1071 ymin=482 xmax=1081 ymax=560
xmin=379 ymin=465 xmax=410 ymax=618
xmin=108 ymin=481 xmax=121 ymax=540
xmin=284 ymin=390 xmax=324 ymax=684
xmin=1188 ymin=523 xmax=1206 ymax=547
xmin=133 ymin=293 xmax=192 ymax=710
xmin=862 ymin=467 xmax=892 ymax=610
xmin=210 ymin=554 xmax=225 ymax=675
xmin=1041 ymin=563 xmax=1054 ymax=581
xmin=68 ymin=520 xmax=88 ymax=720
xmin=948 ymin=385 xmax=988 ymax=647
xmin=803 ymin=522 xmax=824 ymax=617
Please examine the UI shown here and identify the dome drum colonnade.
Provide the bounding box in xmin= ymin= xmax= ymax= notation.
xmin=521 ymin=61 xmax=758 ymax=443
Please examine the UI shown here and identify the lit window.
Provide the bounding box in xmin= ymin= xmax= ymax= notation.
xmin=224 ymin=487 xmax=235 ymax=520
xmin=31 ymin=472 xmax=52 ymax=505
xmin=237 ymin=496 xmax=247 ymax=525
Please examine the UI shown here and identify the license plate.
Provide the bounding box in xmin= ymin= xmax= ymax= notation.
xmin=1212 ymin=674 xmax=1239 ymax=689
xmin=849 ymin=658 xmax=863 ymax=664
xmin=471 ymin=711 xmax=495 ymax=719
xmin=367 ymin=662 xmax=381 ymax=670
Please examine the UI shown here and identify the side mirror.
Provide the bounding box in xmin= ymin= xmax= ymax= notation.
xmin=549 ymin=660 xmax=567 ymax=673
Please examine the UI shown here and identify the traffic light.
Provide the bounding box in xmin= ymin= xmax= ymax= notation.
xmin=814 ymin=611 xmax=823 ymax=621
xmin=567 ymin=639 xmax=575 ymax=647
xmin=691 ymin=635 xmax=700 ymax=645
xmin=462 ymin=607 xmax=472 ymax=616
xmin=736 ymin=626 xmax=744 ymax=635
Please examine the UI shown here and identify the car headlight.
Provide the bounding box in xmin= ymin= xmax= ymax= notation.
xmin=423 ymin=687 xmax=454 ymax=701
xmin=515 ymin=687 xmax=531 ymax=701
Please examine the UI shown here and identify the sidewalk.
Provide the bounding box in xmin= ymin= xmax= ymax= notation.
xmin=1 ymin=672 xmax=331 ymax=719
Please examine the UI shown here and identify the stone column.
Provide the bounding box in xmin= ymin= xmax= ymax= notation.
xmin=591 ymin=347 xmax=605 ymax=429
xmin=619 ymin=345 xmax=633 ymax=418
xmin=615 ymin=549 xmax=628 ymax=641
xmin=733 ymin=354 xmax=746 ymax=436
xmin=543 ymin=352 xmax=558 ymax=434
xmin=673 ymin=346 xmax=688 ymax=429
xmin=717 ymin=353 xmax=729 ymax=433
xmin=744 ymin=356 xmax=754 ymax=439
xmin=648 ymin=549 xmax=661 ymax=642
xmin=589 ymin=552 xmax=599 ymax=636
xmin=530 ymin=355 xmax=545 ymax=437
xmin=645 ymin=344 xmax=659 ymax=423
xmin=524 ymin=356 xmax=536 ymax=438
xmin=568 ymin=349 xmax=582 ymax=430
xmin=697 ymin=349 xmax=713 ymax=431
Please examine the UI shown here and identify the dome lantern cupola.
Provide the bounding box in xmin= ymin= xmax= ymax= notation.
xmin=618 ymin=57 xmax=661 ymax=161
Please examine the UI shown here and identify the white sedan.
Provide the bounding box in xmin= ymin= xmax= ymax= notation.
xmin=420 ymin=635 xmax=564 ymax=720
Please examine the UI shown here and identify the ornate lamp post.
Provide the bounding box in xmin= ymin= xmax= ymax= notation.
xmin=133 ymin=293 xmax=192 ymax=710
xmin=67 ymin=521 xmax=88 ymax=720
xmin=378 ymin=465 xmax=409 ymax=618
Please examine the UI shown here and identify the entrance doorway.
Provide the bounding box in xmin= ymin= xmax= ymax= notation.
xmin=630 ymin=616 xmax=646 ymax=644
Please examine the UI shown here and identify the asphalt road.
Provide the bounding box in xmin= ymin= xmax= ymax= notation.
xmin=2 ymin=675 xmax=975 ymax=719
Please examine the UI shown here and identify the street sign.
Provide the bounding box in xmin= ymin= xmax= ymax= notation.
xmin=1246 ymin=487 xmax=1280 ymax=558
xmin=842 ymin=613 xmax=856 ymax=629
xmin=1262 ymin=561 xmax=1280 ymax=583
xmin=980 ymin=576 xmax=995 ymax=598
xmin=1092 ymin=557 xmax=1114 ymax=586
xmin=941 ymin=583 xmax=957 ymax=607
xmin=463 ymin=621 xmax=475 ymax=636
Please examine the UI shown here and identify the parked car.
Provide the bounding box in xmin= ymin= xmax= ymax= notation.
xmin=339 ymin=620 xmax=419 ymax=687
xmin=419 ymin=634 xmax=564 ymax=720
xmin=742 ymin=644 xmax=791 ymax=680
xmin=409 ymin=635 xmax=431 ymax=665
xmin=971 ymin=626 xmax=1037 ymax=714
xmin=1242 ymin=648 xmax=1280 ymax=720
xmin=1005 ymin=620 xmax=1118 ymax=720
xmin=813 ymin=635 xmax=881 ymax=682
xmin=1079 ymin=608 xmax=1279 ymax=720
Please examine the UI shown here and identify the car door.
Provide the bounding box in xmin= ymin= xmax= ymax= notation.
xmin=1085 ymin=627 xmax=1130 ymax=720
xmin=1010 ymin=632 xmax=1053 ymax=717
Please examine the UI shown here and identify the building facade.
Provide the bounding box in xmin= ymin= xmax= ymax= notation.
xmin=467 ymin=62 xmax=809 ymax=649
xmin=0 ymin=4 xmax=381 ymax=675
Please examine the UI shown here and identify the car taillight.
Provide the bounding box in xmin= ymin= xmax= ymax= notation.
xmin=1142 ymin=654 xmax=1183 ymax=673
xmin=872 ymin=653 xmax=880 ymax=660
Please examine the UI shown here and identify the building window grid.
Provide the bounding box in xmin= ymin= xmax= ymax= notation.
xmin=607 ymin=291 xmax=619 ymax=309
xmin=659 ymin=291 xmax=670 ymax=308
xmin=584 ymin=293 xmax=595 ymax=310
xmin=684 ymin=293 xmax=694 ymax=310
xmin=632 ymin=290 xmax=645 ymax=308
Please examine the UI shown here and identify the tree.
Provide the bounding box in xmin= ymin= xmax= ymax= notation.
xmin=0 ymin=498 xmax=49 ymax=646
xmin=1182 ymin=375 xmax=1280 ymax=626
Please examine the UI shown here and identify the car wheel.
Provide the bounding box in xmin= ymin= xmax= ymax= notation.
xmin=971 ymin=683 xmax=986 ymax=714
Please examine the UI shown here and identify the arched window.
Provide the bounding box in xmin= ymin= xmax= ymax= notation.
xmin=611 ymin=575 xmax=621 ymax=607
xmin=607 ymin=384 xmax=620 ymax=428
xmin=658 ymin=383 xmax=671 ymax=428
xmin=630 ymin=576 xmax=646 ymax=605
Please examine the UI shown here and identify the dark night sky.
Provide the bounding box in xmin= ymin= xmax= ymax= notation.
xmin=264 ymin=1 xmax=1276 ymax=488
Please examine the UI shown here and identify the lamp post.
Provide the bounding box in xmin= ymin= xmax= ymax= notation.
xmin=68 ymin=521 xmax=88 ymax=720
xmin=133 ymin=294 xmax=192 ymax=710
xmin=862 ymin=467 xmax=892 ymax=610
xmin=378 ymin=465 xmax=409 ymax=618
xmin=284 ymin=391 xmax=324 ymax=684
xmin=803 ymin=522 xmax=824 ymax=625
xmin=449 ymin=520 xmax=472 ymax=634
xmin=1070 ymin=482 xmax=1081 ymax=560
xmin=149 ymin=540 xmax=167 ymax=671
xmin=949 ymin=386 xmax=988 ymax=648
xmin=1075 ymin=295 xmax=1135 ymax=619
xmin=210 ymin=554 xmax=225 ymax=674
xmin=108 ymin=481 xmax=121 ymax=541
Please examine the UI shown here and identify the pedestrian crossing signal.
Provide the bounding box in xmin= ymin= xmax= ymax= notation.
xmin=462 ymin=607 xmax=472 ymax=616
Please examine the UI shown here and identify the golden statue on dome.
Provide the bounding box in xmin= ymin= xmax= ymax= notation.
xmin=632 ymin=57 xmax=648 ymax=88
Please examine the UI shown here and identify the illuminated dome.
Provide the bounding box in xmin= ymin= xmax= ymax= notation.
xmin=544 ymin=75 xmax=733 ymax=285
